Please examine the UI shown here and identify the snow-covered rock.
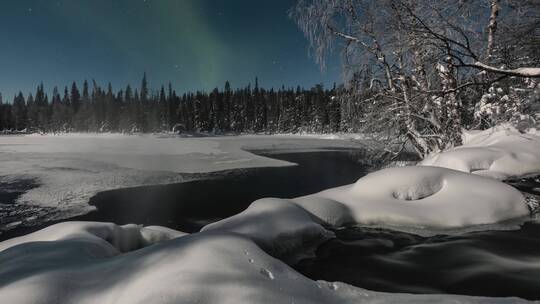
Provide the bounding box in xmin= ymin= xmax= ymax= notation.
xmin=294 ymin=196 xmax=355 ymax=227
xmin=0 ymin=221 xmax=186 ymax=253
xmin=203 ymin=165 xmax=528 ymax=241
xmin=299 ymin=166 xmax=529 ymax=229
xmin=202 ymin=198 xmax=334 ymax=263
xmin=0 ymin=222 xmax=530 ymax=304
xmin=421 ymin=125 xmax=540 ymax=180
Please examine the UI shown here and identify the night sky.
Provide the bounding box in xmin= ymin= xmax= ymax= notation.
xmin=0 ymin=0 xmax=341 ymax=100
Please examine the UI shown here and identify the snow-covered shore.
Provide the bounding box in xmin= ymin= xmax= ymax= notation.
xmin=421 ymin=125 xmax=540 ymax=180
xmin=0 ymin=133 xmax=368 ymax=231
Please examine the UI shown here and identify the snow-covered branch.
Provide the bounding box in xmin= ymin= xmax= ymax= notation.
xmin=473 ymin=62 xmax=540 ymax=78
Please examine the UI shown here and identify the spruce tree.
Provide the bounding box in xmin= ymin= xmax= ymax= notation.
xmin=70 ymin=82 xmax=81 ymax=114
xmin=12 ymin=92 xmax=27 ymax=131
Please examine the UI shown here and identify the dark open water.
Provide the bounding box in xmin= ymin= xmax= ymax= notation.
xmin=0 ymin=150 xmax=369 ymax=238
xmin=1 ymin=150 xmax=540 ymax=299
xmin=77 ymin=150 xmax=371 ymax=232
xmin=295 ymin=222 xmax=540 ymax=300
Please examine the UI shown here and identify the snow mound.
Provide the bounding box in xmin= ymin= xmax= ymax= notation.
xmin=421 ymin=126 xmax=540 ymax=180
xmin=301 ymin=166 xmax=528 ymax=228
xmin=294 ymin=196 xmax=355 ymax=227
xmin=202 ymin=198 xmax=334 ymax=263
xmin=207 ymin=166 xmax=528 ymax=235
xmin=0 ymin=222 xmax=530 ymax=304
xmin=0 ymin=221 xmax=186 ymax=254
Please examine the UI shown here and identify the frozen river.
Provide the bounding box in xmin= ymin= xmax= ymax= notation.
xmin=0 ymin=133 xmax=371 ymax=234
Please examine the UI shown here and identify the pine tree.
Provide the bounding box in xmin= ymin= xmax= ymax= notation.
xmin=51 ymin=87 xmax=63 ymax=131
xmin=139 ymin=73 xmax=149 ymax=131
xmin=2 ymin=77 xmax=346 ymax=135
xmin=141 ymin=72 xmax=148 ymax=102
xmin=159 ymin=85 xmax=167 ymax=130
xmin=118 ymin=84 xmax=133 ymax=132
xmin=0 ymin=93 xmax=14 ymax=131
xmin=12 ymin=92 xmax=27 ymax=131
xmin=70 ymin=82 xmax=81 ymax=115
xmin=32 ymin=83 xmax=50 ymax=131
xmin=105 ymin=82 xmax=118 ymax=131
xmin=223 ymin=81 xmax=232 ymax=131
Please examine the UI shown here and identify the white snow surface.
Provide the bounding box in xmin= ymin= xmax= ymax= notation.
xmin=0 ymin=221 xmax=531 ymax=304
xmin=0 ymin=133 xmax=366 ymax=230
xmin=421 ymin=125 xmax=540 ymax=180
xmin=296 ymin=166 xmax=528 ymax=229
xmin=473 ymin=62 xmax=540 ymax=77
xmin=0 ymin=221 xmax=186 ymax=253
xmin=0 ymin=129 xmax=538 ymax=303
xmin=202 ymin=198 xmax=335 ymax=264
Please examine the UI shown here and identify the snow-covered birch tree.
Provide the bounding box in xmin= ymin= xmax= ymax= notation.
xmin=291 ymin=0 xmax=540 ymax=158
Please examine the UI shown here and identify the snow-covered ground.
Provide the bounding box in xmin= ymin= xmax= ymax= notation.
xmin=421 ymin=125 xmax=540 ymax=180
xmin=0 ymin=221 xmax=531 ymax=304
xmin=0 ymin=133 xmax=367 ymax=231
xmin=1 ymin=127 xmax=539 ymax=303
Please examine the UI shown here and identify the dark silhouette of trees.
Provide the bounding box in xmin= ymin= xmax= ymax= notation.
xmin=0 ymin=74 xmax=357 ymax=135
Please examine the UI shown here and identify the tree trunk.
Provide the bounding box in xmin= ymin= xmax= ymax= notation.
xmin=437 ymin=59 xmax=463 ymax=148
xmin=486 ymin=0 xmax=500 ymax=60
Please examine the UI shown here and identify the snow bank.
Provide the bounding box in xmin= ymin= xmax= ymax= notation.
xmin=298 ymin=166 xmax=528 ymax=228
xmin=202 ymin=165 xmax=528 ymax=250
xmin=294 ymin=196 xmax=356 ymax=227
xmin=202 ymin=198 xmax=334 ymax=263
xmin=421 ymin=125 xmax=540 ymax=180
xmin=0 ymin=221 xmax=186 ymax=254
xmin=0 ymin=222 xmax=529 ymax=304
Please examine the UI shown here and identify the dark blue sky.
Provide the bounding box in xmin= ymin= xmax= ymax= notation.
xmin=0 ymin=0 xmax=341 ymax=100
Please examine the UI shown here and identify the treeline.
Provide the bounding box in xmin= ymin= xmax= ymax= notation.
xmin=0 ymin=74 xmax=360 ymax=134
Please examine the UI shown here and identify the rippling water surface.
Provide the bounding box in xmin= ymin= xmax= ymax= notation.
xmin=295 ymin=221 xmax=540 ymax=300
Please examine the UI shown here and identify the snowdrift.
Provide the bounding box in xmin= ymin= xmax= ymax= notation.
xmin=202 ymin=198 xmax=334 ymax=264
xmin=0 ymin=222 xmax=530 ymax=304
xmin=297 ymin=166 xmax=529 ymax=228
xmin=421 ymin=126 xmax=540 ymax=180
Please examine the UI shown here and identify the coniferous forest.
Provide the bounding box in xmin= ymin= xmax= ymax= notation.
xmin=0 ymin=74 xmax=355 ymax=134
